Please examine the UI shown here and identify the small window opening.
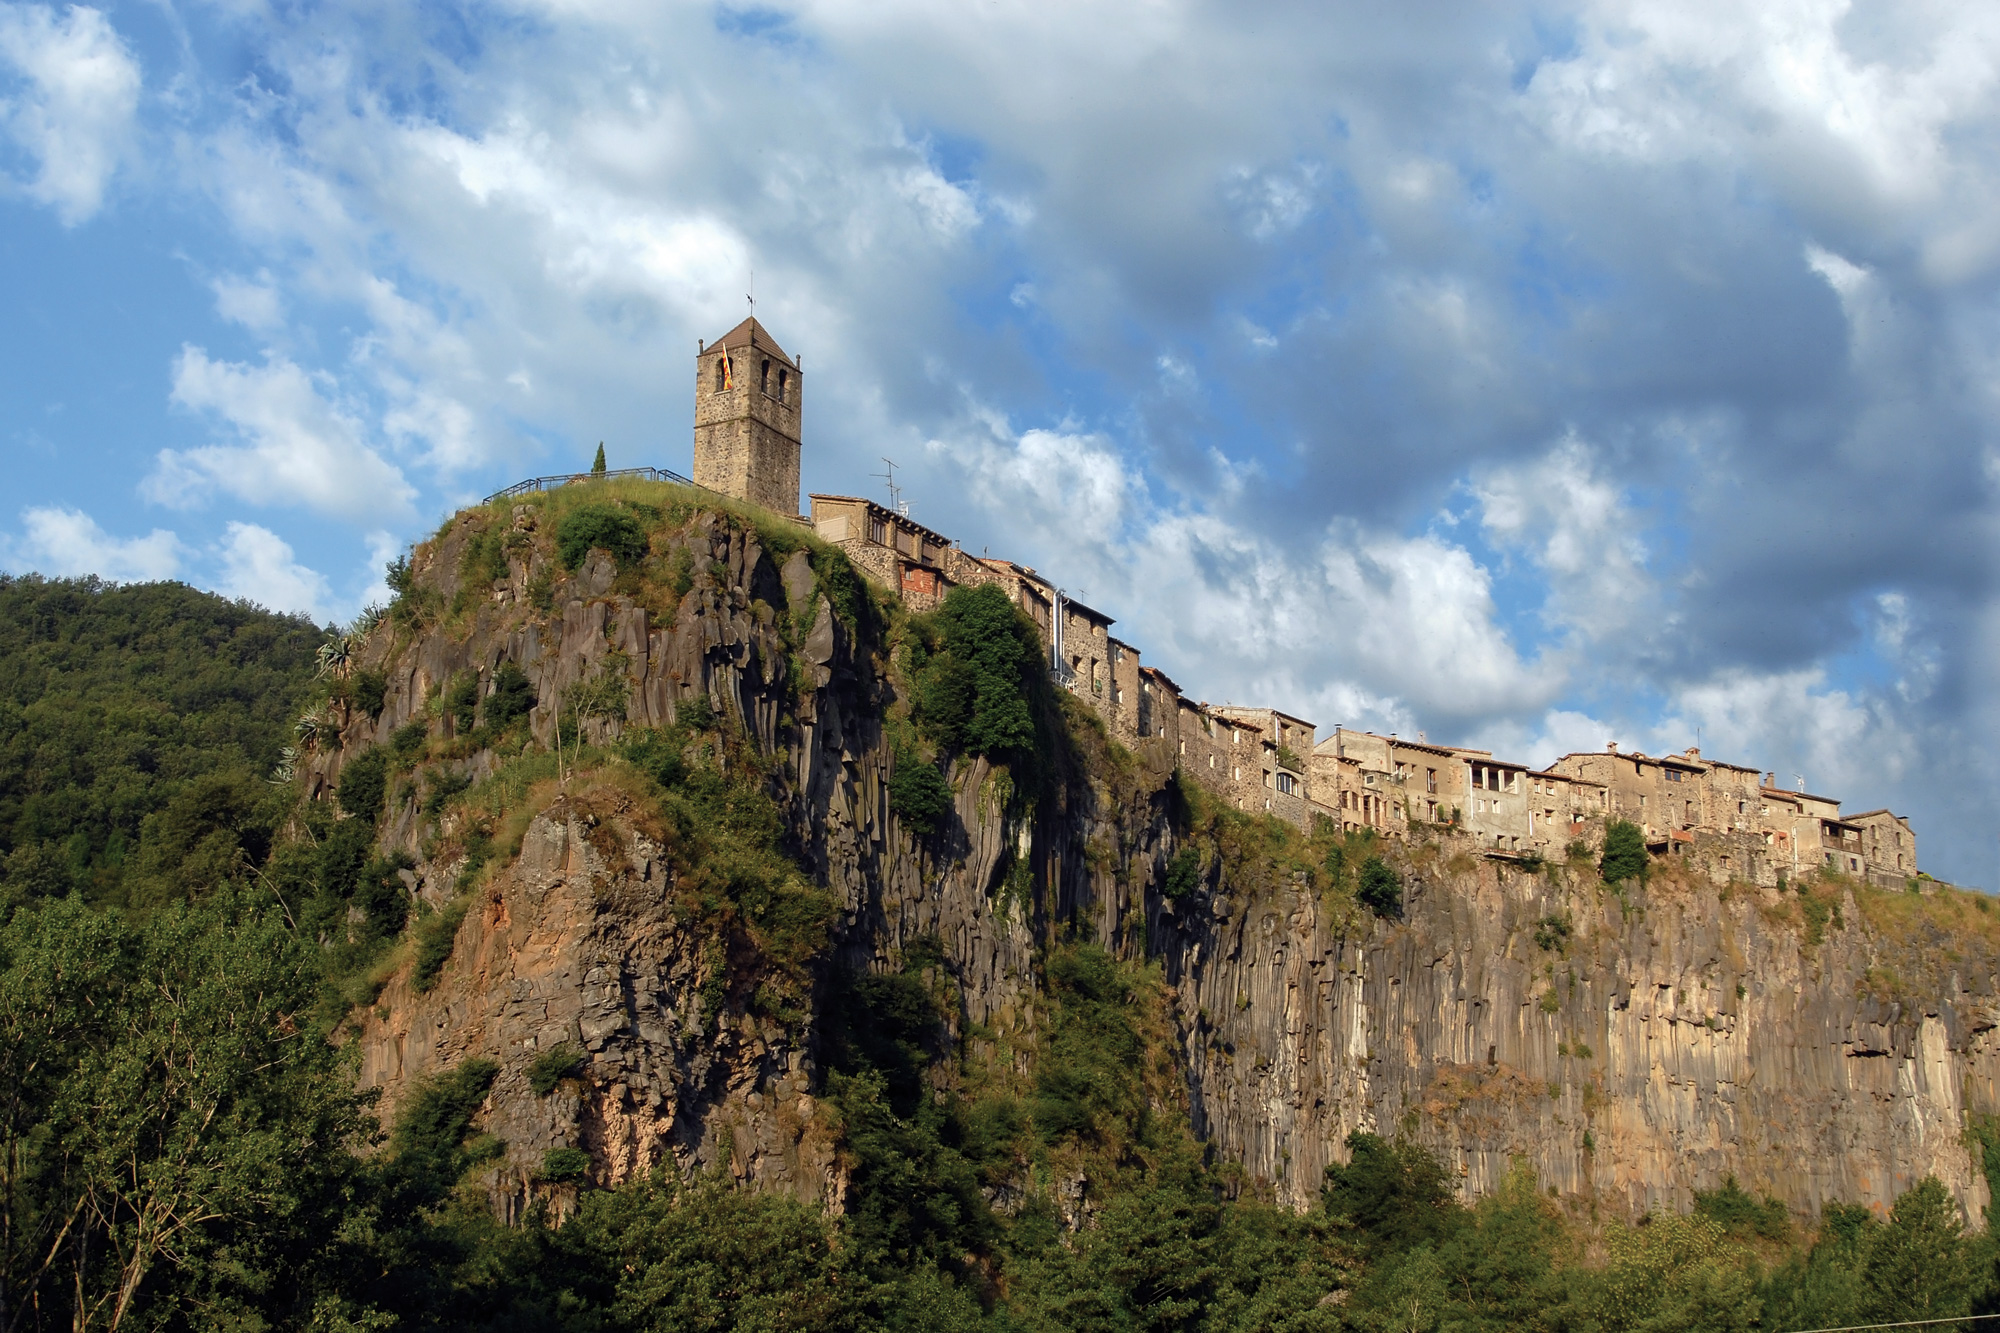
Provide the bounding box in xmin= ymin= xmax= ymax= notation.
xmin=760 ymin=358 xmax=770 ymax=393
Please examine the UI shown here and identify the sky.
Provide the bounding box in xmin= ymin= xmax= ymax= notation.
xmin=1 ymin=0 xmax=1996 ymax=885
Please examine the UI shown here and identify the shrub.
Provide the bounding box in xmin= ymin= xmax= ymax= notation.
xmin=1358 ymin=856 xmax=1403 ymax=919
xmin=336 ymin=746 xmax=390 ymax=823
xmin=1600 ymin=819 xmax=1648 ymax=885
xmin=347 ymin=668 xmax=388 ymax=718
xmin=617 ymin=727 xmax=688 ymax=789
xmin=411 ymin=899 xmax=468 ymax=993
xmin=422 ymin=768 xmax=471 ymax=817
xmin=1533 ymin=914 xmax=1572 ymax=952
xmin=889 ymin=754 xmax=954 ymax=835
xmin=528 ymin=1043 xmax=586 ymax=1096
xmin=444 ymin=672 xmax=479 ymax=734
xmin=676 ymin=695 xmax=716 ymax=731
xmin=390 ymin=1056 xmax=499 ymax=1188
xmin=541 ymin=1147 xmax=592 ymax=1183
xmin=1694 ymin=1175 xmax=1792 ymax=1240
xmin=908 ymin=584 xmax=1043 ymax=760
xmin=555 ymin=504 xmax=646 ymax=571
xmin=484 ymin=661 xmax=536 ymax=729
xmin=1164 ymin=847 xmax=1201 ymax=900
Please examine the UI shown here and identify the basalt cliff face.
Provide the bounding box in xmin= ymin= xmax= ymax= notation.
xmin=320 ymin=497 xmax=2000 ymax=1225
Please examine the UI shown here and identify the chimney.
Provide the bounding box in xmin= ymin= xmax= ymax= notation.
xmin=1686 ymin=746 xmax=1701 ymax=761
xmin=1607 ymin=741 xmax=1618 ymax=754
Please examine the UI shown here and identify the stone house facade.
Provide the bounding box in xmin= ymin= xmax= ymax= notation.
xmin=683 ymin=319 xmax=1925 ymax=880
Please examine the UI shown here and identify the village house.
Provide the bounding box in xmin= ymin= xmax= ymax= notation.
xmin=681 ymin=318 xmax=1928 ymax=884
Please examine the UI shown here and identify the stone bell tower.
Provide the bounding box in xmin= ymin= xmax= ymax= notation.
xmin=693 ymin=317 xmax=801 ymax=515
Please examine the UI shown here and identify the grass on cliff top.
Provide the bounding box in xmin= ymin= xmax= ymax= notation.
xmin=411 ymin=474 xmax=896 ymax=651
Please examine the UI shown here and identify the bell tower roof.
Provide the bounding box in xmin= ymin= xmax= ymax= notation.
xmin=709 ymin=316 xmax=796 ymax=369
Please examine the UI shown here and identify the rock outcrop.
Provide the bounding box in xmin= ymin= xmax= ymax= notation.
xmin=323 ymin=497 xmax=2000 ymax=1223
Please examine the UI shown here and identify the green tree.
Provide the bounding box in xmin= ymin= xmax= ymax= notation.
xmin=0 ymin=893 xmax=372 ymax=1330
xmin=591 ymin=442 xmax=607 ymax=475
xmin=557 ymin=1173 xmax=868 ymax=1333
xmin=1859 ymin=1176 xmax=1975 ymax=1324
xmin=1322 ymin=1132 xmax=1460 ymax=1257
xmin=1601 ymin=819 xmax=1649 ymax=885
xmin=908 ymin=584 xmax=1044 ymax=761
xmin=1358 ymin=856 xmax=1403 ymax=919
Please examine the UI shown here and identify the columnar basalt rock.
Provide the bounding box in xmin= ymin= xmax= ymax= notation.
xmin=329 ymin=494 xmax=1999 ymax=1226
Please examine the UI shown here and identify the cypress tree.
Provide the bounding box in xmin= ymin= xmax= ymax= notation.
xmin=590 ymin=442 xmax=607 ymax=474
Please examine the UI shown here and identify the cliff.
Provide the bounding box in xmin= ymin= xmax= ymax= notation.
xmin=315 ymin=483 xmax=2000 ymax=1225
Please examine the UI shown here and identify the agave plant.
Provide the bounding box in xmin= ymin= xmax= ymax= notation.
xmin=315 ymin=637 xmax=352 ymax=680
xmin=295 ymin=706 xmax=329 ymax=746
xmin=269 ymin=745 xmax=299 ymax=785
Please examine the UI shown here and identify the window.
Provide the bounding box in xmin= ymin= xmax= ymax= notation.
xmin=1233 ymin=766 xmax=1240 ymax=781
xmin=1638 ymin=795 xmax=1646 ymax=808
xmin=1277 ymin=772 xmax=1297 ymax=796
xmin=1394 ymin=762 xmax=1406 ymax=780
xmin=714 ymin=358 xmax=726 ymax=391
xmin=1666 ymin=768 xmax=1683 ymax=783
xmin=777 ymin=368 xmax=788 ymax=403
xmin=1737 ymin=800 xmax=1746 ymax=815
xmin=1426 ymin=768 xmax=1437 ymax=793
xmin=760 ymin=358 xmax=770 ymax=393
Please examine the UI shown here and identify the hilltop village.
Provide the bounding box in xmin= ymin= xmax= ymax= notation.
xmin=688 ymin=317 xmax=1920 ymax=890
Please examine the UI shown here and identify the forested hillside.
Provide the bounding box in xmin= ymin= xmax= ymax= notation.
xmin=0 ymin=575 xmax=321 ymax=909
xmin=4 ymin=507 xmax=2000 ymax=1332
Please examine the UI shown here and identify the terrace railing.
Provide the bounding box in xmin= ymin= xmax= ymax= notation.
xmin=483 ymin=465 xmax=696 ymax=505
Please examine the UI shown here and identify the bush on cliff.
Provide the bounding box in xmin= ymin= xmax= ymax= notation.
xmin=336 ymin=745 xmax=390 ymax=823
xmin=1601 ymin=819 xmax=1648 ymax=885
xmin=555 ymin=503 xmax=647 ymax=571
xmin=1358 ymin=855 xmax=1403 ymax=919
xmin=908 ymin=584 xmax=1043 ymax=761
xmin=889 ymin=752 xmax=953 ymax=835
xmin=483 ymin=660 xmax=537 ymax=729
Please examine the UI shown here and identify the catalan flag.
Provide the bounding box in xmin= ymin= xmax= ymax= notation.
xmin=720 ymin=353 xmax=734 ymax=390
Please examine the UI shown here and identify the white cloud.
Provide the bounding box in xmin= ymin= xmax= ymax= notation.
xmin=0 ymin=3 xmax=139 ymax=224
xmin=213 ymin=521 xmax=336 ymax=622
xmin=1660 ymin=666 xmax=1912 ymax=798
xmin=3 ymin=505 xmax=183 ymax=580
xmin=151 ymin=346 xmax=414 ymax=521
xmin=1475 ymin=434 xmax=1654 ymax=646
xmin=932 ymin=416 xmax=1557 ymax=726
xmin=212 ymin=272 xmax=284 ymax=331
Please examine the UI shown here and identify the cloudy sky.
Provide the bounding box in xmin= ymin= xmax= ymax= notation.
xmin=1 ymin=0 xmax=1996 ymax=883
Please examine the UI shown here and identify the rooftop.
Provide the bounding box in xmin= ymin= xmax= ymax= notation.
xmin=707 ymin=316 xmax=797 ymax=369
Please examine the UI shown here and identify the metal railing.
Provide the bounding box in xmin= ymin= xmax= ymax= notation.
xmin=483 ymin=465 xmax=696 ymax=505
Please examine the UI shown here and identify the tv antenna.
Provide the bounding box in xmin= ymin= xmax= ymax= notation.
xmin=1794 ymin=773 xmax=1806 ymax=792
xmin=874 ymin=457 xmax=909 ymax=517
xmin=746 ymin=266 xmax=755 ymax=317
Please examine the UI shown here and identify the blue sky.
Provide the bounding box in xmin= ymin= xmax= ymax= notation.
xmin=3 ymin=0 xmax=1997 ymax=885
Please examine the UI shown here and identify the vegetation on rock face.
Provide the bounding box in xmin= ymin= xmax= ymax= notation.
xmin=5 ymin=496 xmax=1999 ymax=1330
xmin=907 ymin=584 xmax=1047 ymax=764
xmin=1601 ymin=818 xmax=1649 ymax=885
xmin=887 ymin=750 xmax=953 ymax=834
xmin=556 ymin=502 xmax=648 ymax=571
